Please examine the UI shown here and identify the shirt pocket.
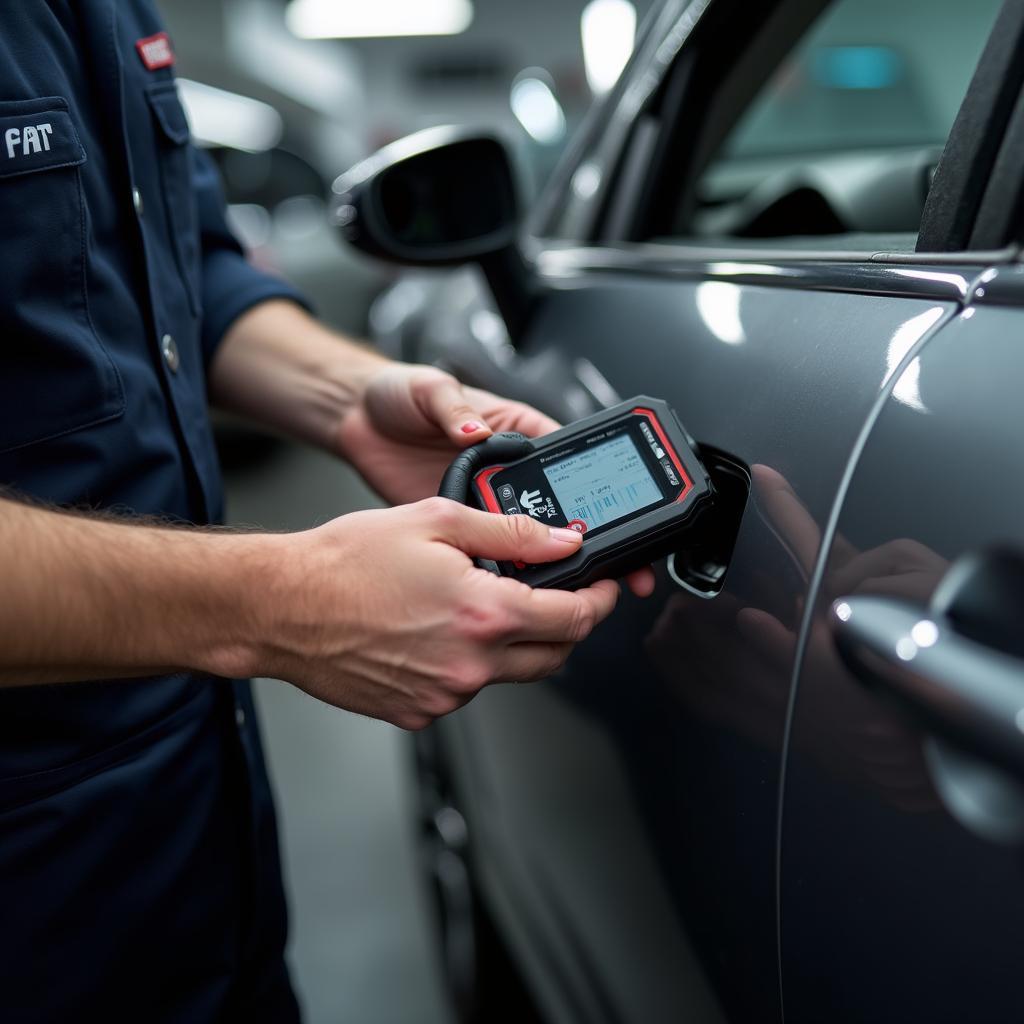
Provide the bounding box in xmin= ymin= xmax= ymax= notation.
xmin=0 ymin=96 xmax=125 ymax=454
xmin=145 ymin=82 xmax=201 ymax=317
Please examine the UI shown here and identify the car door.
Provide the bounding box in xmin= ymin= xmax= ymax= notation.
xmin=388 ymin=1 xmax=1016 ymax=1020
xmin=779 ymin=270 xmax=1024 ymax=1024
xmin=779 ymin=249 xmax=1024 ymax=1021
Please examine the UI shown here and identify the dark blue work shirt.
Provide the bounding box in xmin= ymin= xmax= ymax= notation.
xmin=0 ymin=1 xmax=308 ymax=760
xmin=0 ymin=3 xmax=305 ymax=1020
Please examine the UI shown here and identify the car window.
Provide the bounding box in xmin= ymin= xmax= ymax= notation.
xmin=671 ymin=0 xmax=1004 ymax=246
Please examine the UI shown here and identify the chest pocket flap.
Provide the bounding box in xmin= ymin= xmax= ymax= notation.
xmin=0 ymin=97 xmax=84 ymax=179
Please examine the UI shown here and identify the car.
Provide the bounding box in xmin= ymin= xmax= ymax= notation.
xmin=331 ymin=0 xmax=1024 ymax=1019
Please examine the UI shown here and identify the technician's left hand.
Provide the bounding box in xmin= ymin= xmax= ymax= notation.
xmin=338 ymin=364 xmax=552 ymax=503
xmin=337 ymin=364 xmax=656 ymax=597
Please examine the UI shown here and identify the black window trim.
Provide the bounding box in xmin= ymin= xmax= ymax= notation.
xmin=918 ymin=0 xmax=1024 ymax=251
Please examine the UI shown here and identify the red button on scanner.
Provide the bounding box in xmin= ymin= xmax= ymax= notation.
xmin=566 ymin=519 xmax=588 ymax=533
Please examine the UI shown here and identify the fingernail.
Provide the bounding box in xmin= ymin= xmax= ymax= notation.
xmin=549 ymin=527 xmax=583 ymax=544
xmin=460 ymin=421 xmax=485 ymax=434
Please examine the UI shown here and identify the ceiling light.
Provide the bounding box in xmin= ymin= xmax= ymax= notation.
xmin=581 ymin=0 xmax=636 ymax=96
xmin=176 ymin=79 xmax=283 ymax=152
xmin=227 ymin=0 xmax=363 ymax=119
xmin=510 ymin=73 xmax=566 ymax=145
xmin=286 ymin=0 xmax=473 ymax=39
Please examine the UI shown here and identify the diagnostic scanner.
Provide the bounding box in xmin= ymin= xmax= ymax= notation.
xmin=438 ymin=397 xmax=714 ymax=590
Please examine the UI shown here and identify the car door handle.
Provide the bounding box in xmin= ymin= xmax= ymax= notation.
xmin=831 ymin=595 xmax=1024 ymax=777
xmin=830 ymin=549 xmax=1024 ymax=780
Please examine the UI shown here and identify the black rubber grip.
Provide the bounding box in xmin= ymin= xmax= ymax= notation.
xmin=437 ymin=432 xmax=534 ymax=503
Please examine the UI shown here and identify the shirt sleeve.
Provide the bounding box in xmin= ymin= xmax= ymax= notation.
xmin=191 ymin=147 xmax=314 ymax=365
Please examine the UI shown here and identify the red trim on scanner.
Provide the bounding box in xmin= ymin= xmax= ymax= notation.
xmin=632 ymin=407 xmax=694 ymax=502
xmin=473 ymin=466 xmax=506 ymax=513
xmin=474 ymin=466 xmax=527 ymax=568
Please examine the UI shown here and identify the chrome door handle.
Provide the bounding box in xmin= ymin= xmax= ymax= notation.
xmin=831 ymin=593 xmax=1024 ymax=779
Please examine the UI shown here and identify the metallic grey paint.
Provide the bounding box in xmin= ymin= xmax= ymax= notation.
xmin=421 ymin=264 xmax=971 ymax=1021
xmin=781 ymin=305 xmax=1024 ymax=1021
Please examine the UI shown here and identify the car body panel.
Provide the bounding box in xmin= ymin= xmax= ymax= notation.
xmin=781 ymin=284 xmax=1024 ymax=1022
xmin=428 ymin=261 xmax=973 ymax=1020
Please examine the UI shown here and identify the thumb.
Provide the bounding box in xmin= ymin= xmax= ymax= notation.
xmin=435 ymin=503 xmax=584 ymax=564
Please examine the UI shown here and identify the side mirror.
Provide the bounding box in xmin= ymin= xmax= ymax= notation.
xmin=330 ymin=126 xmax=534 ymax=344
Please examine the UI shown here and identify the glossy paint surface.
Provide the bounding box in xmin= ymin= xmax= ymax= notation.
xmin=435 ymin=263 xmax=965 ymax=1021
xmin=781 ymin=298 xmax=1024 ymax=1022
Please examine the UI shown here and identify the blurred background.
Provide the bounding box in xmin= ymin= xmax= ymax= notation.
xmin=160 ymin=0 xmax=652 ymax=342
xmin=155 ymin=2 xmax=651 ymax=1021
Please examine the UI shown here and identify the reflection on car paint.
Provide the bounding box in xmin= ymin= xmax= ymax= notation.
xmin=647 ymin=464 xmax=944 ymax=814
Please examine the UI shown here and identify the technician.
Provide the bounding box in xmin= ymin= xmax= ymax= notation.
xmin=0 ymin=3 xmax=647 ymax=1021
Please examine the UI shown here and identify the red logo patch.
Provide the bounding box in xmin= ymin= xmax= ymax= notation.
xmin=135 ymin=32 xmax=175 ymax=71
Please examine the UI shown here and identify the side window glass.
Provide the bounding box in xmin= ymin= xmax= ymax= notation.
xmin=671 ymin=0 xmax=1003 ymax=246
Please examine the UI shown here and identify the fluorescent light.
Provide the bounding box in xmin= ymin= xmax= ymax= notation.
xmin=581 ymin=0 xmax=636 ymax=96
xmin=286 ymin=0 xmax=473 ymax=38
xmin=176 ymin=79 xmax=283 ymax=152
xmin=227 ymin=0 xmax=364 ymax=119
xmin=510 ymin=73 xmax=566 ymax=145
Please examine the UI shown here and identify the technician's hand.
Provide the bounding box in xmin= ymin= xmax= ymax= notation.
xmin=336 ymin=363 xmax=555 ymax=504
xmin=337 ymin=363 xmax=656 ymax=596
xmin=252 ymin=498 xmax=620 ymax=730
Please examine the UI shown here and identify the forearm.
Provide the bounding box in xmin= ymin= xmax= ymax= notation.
xmin=0 ymin=497 xmax=271 ymax=686
xmin=207 ymin=299 xmax=390 ymax=451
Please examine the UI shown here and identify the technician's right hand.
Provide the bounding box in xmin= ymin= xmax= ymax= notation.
xmin=252 ymin=498 xmax=619 ymax=730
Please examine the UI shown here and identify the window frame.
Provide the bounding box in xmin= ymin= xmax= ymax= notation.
xmin=529 ymin=0 xmax=1022 ymax=266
